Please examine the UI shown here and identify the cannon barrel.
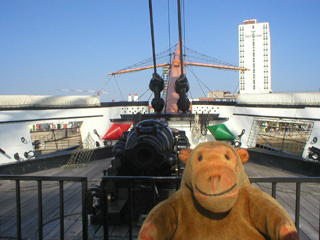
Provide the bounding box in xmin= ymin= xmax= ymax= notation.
xmin=109 ymin=119 xmax=189 ymax=176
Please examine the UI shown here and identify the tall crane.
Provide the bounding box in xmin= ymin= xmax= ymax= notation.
xmin=55 ymin=89 xmax=108 ymax=96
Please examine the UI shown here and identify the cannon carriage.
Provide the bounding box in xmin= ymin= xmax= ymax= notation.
xmin=88 ymin=119 xmax=190 ymax=225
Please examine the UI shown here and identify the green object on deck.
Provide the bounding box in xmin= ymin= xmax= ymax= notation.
xmin=207 ymin=124 xmax=236 ymax=140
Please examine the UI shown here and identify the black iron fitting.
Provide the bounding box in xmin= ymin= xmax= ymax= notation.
xmin=149 ymin=72 xmax=164 ymax=93
xmin=149 ymin=72 xmax=165 ymax=113
xmin=175 ymin=74 xmax=190 ymax=112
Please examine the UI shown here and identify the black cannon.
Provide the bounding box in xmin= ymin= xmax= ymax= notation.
xmin=109 ymin=119 xmax=189 ymax=176
xmin=88 ymin=119 xmax=190 ymax=224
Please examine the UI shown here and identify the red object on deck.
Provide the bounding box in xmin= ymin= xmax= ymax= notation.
xmin=102 ymin=123 xmax=132 ymax=140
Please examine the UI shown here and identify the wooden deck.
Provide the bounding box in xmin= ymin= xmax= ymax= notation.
xmin=0 ymin=158 xmax=319 ymax=240
xmin=245 ymin=162 xmax=319 ymax=240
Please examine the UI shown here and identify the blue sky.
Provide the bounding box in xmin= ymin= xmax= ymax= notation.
xmin=1 ymin=0 xmax=319 ymax=102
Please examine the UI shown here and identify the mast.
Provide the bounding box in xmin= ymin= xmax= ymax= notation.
xmin=165 ymin=42 xmax=184 ymax=113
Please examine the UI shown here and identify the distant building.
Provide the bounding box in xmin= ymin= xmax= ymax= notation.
xmin=239 ymin=19 xmax=272 ymax=94
xmin=203 ymin=90 xmax=238 ymax=102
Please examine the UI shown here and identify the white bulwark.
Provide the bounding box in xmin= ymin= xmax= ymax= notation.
xmin=239 ymin=19 xmax=272 ymax=94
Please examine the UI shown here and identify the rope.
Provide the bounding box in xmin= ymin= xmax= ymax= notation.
xmin=148 ymin=92 xmax=153 ymax=101
xmin=233 ymin=82 xmax=239 ymax=94
xmin=114 ymin=75 xmax=125 ymax=101
xmin=184 ymin=46 xmax=237 ymax=67
xmin=135 ymin=88 xmax=151 ymax=101
xmin=148 ymin=0 xmax=157 ymax=74
xmin=115 ymin=48 xmax=172 ymax=73
xmin=177 ymin=0 xmax=184 ymax=74
xmin=186 ymin=64 xmax=213 ymax=99
xmin=99 ymin=75 xmax=112 ymax=93
xmin=182 ymin=0 xmax=186 ymax=56
xmin=186 ymin=65 xmax=208 ymax=98
xmin=167 ymin=0 xmax=172 ymax=63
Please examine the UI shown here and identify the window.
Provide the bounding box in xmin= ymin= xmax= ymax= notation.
xmin=240 ymin=80 xmax=245 ymax=91
xmin=264 ymin=76 xmax=269 ymax=89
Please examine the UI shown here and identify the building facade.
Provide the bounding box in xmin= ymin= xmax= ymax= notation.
xmin=239 ymin=19 xmax=272 ymax=94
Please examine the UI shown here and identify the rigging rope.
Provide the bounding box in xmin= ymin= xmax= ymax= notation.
xmin=175 ymin=0 xmax=190 ymax=113
xmin=186 ymin=64 xmax=211 ymax=99
xmin=233 ymin=82 xmax=239 ymax=94
xmin=135 ymin=88 xmax=151 ymax=102
xmin=115 ymin=48 xmax=173 ymax=73
xmin=184 ymin=46 xmax=237 ymax=67
xmin=167 ymin=0 xmax=172 ymax=63
xmin=148 ymin=92 xmax=153 ymax=101
xmin=148 ymin=0 xmax=165 ymax=113
xmin=189 ymin=89 xmax=194 ymax=101
xmin=113 ymin=75 xmax=125 ymax=101
xmin=99 ymin=75 xmax=112 ymax=93
xmin=177 ymin=0 xmax=184 ymax=74
xmin=182 ymin=0 xmax=186 ymax=56
xmin=113 ymin=43 xmax=241 ymax=76
xmin=148 ymin=0 xmax=157 ymax=73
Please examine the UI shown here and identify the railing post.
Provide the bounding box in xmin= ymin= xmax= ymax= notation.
xmin=82 ymin=178 xmax=88 ymax=239
xmin=272 ymin=182 xmax=277 ymax=198
xmin=16 ymin=180 xmax=22 ymax=240
xmin=295 ymin=182 xmax=301 ymax=232
xmin=102 ymin=178 xmax=109 ymax=240
xmin=128 ymin=181 xmax=133 ymax=240
xmin=37 ymin=180 xmax=43 ymax=239
xmin=59 ymin=181 xmax=64 ymax=240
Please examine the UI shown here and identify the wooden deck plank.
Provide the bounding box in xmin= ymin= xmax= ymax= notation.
xmin=111 ymin=224 xmax=130 ymax=238
xmin=92 ymin=224 xmax=116 ymax=239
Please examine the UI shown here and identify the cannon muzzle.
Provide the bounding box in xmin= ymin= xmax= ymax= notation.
xmin=110 ymin=119 xmax=189 ymax=176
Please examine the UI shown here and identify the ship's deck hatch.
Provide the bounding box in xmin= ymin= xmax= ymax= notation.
xmin=247 ymin=117 xmax=313 ymax=157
